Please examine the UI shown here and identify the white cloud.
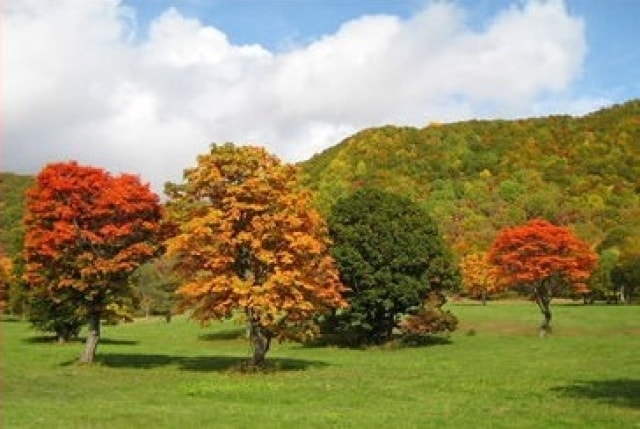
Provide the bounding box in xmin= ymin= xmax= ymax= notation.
xmin=4 ymin=0 xmax=591 ymax=193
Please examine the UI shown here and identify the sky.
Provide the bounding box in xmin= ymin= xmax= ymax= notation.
xmin=3 ymin=0 xmax=640 ymax=193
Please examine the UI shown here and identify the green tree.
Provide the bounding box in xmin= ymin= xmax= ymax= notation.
xmin=587 ymin=248 xmax=620 ymax=303
xmin=327 ymin=187 xmax=460 ymax=345
xmin=130 ymin=257 xmax=180 ymax=321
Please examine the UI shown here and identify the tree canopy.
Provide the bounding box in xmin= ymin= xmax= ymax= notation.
xmin=24 ymin=161 xmax=164 ymax=360
xmin=327 ymin=187 xmax=460 ymax=344
xmin=165 ymin=143 xmax=346 ymax=366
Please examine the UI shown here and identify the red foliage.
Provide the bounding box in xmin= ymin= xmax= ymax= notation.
xmin=488 ymin=219 xmax=597 ymax=292
xmin=24 ymin=161 xmax=164 ymax=301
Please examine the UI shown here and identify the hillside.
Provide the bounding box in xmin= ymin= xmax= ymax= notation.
xmin=300 ymin=100 xmax=640 ymax=254
xmin=0 ymin=173 xmax=34 ymax=258
xmin=2 ymin=101 xmax=639 ymax=259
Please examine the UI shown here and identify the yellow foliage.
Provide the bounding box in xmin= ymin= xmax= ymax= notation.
xmin=166 ymin=144 xmax=347 ymax=339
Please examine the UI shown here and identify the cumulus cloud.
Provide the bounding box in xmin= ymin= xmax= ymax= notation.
xmin=4 ymin=0 xmax=589 ymax=193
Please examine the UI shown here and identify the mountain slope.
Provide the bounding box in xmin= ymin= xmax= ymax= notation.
xmin=300 ymin=100 xmax=640 ymax=254
xmin=0 ymin=173 xmax=34 ymax=258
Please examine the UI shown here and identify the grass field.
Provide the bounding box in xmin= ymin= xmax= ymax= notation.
xmin=2 ymin=301 xmax=639 ymax=428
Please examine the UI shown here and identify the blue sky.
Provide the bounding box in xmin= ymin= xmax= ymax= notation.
xmin=4 ymin=0 xmax=639 ymax=192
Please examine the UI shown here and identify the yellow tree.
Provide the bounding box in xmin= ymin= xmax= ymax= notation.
xmin=165 ymin=144 xmax=346 ymax=366
xmin=459 ymin=251 xmax=497 ymax=305
xmin=0 ymin=252 xmax=14 ymax=313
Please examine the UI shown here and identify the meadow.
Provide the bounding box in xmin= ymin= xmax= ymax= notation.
xmin=2 ymin=301 xmax=639 ymax=428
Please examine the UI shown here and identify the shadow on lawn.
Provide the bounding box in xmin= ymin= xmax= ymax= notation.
xmin=198 ymin=327 xmax=246 ymax=341
xmin=93 ymin=353 xmax=328 ymax=372
xmin=23 ymin=336 xmax=138 ymax=345
xmin=301 ymin=334 xmax=453 ymax=349
xmin=552 ymin=379 xmax=640 ymax=409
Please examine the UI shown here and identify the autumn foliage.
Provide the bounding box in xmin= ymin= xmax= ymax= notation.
xmin=165 ymin=144 xmax=346 ymax=366
xmin=0 ymin=252 xmax=13 ymax=313
xmin=24 ymin=161 xmax=163 ymax=360
xmin=459 ymin=251 xmax=498 ymax=304
xmin=488 ymin=219 xmax=597 ymax=335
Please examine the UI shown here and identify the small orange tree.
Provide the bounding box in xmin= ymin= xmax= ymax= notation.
xmin=0 ymin=252 xmax=14 ymax=313
xmin=165 ymin=143 xmax=346 ymax=367
xmin=488 ymin=219 xmax=597 ymax=336
xmin=459 ymin=251 xmax=497 ymax=305
xmin=24 ymin=161 xmax=163 ymax=362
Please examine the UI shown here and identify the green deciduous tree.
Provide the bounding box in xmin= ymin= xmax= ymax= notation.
xmin=327 ymin=187 xmax=460 ymax=345
xmin=130 ymin=256 xmax=180 ymax=320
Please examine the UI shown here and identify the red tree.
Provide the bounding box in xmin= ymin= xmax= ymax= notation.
xmin=24 ymin=161 xmax=164 ymax=362
xmin=488 ymin=219 xmax=597 ymax=336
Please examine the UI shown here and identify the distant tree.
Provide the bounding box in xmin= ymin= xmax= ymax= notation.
xmin=0 ymin=253 xmax=13 ymax=314
xmin=24 ymin=161 xmax=163 ymax=361
xmin=597 ymin=226 xmax=640 ymax=303
xmin=165 ymin=144 xmax=346 ymax=367
xmin=488 ymin=219 xmax=597 ymax=336
xmin=611 ymin=257 xmax=640 ymax=304
xmin=327 ymin=187 xmax=460 ymax=345
xmin=587 ymin=248 xmax=620 ymax=303
xmin=130 ymin=256 xmax=180 ymax=321
xmin=459 ymin=251 xmax=497 ymax=305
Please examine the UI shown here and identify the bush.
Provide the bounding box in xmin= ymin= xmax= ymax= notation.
xmin=399 ymin=293 xmax=458 ymax=344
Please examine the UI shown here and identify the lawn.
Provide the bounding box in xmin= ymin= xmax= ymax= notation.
xmin=2 ymin=301 xmax=639 ymax=428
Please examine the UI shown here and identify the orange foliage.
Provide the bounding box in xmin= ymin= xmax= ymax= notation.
xmin=0 ymin=252 xmax=13 ymax=313
xmin=24 ymin=161 xmax=164 ymax=305
xmin=488 ymin=219 xmax=597 ymax=292
xmin=165 ymin=144 xmax=346 ymax=340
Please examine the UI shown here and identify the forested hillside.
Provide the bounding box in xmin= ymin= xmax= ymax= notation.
xmin=300 ymin=100 xmax=640 ymax=256
xmin=0 ymin=173 xmax=34 ymax=258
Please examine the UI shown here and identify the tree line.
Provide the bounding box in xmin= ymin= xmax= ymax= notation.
xmin=0 ymin=142 xmax=606 ymax=366
xmin=301 ymin=99 xmax=640 ymax=304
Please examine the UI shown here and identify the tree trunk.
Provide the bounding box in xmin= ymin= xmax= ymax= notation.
xmin=247 ymin=312 xmax=271 ymax=367
xmin=481 ymin=291 xmax=487 ymax=306
xmin=80 ymin=311 xmax=101 ymax=363
xmin=534 ymin=284 xmax=552 ymax=337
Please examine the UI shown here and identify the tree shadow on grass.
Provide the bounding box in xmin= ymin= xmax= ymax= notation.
xmin=92 ymin=353 xmax=328 ymax=372
xmin=301 ymin=334 xmax=453 ymax=350
xmin=551 ymin=379 xmax=640 ymax=409
xmin=198 ymin=327 xmax=246 ymax=341
xmin=23 ymin=336 xmax=138 ymax=346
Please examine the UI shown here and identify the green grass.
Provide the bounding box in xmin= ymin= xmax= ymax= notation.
xmin=2 ymin=302 xmax=639 ymax=428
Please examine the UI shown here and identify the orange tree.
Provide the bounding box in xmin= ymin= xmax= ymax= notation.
xmin=24 ymin=161 xmax=163 ymax=362
xmin=488 ymin=219 xmax=597 ymax=336
xmin=165 ymin=143 xmax=346 ymax=367
xmin=0 ymin=251 xmax=13 ymax=313
xmin=459 ymin=251 xmax=497 ymax=305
